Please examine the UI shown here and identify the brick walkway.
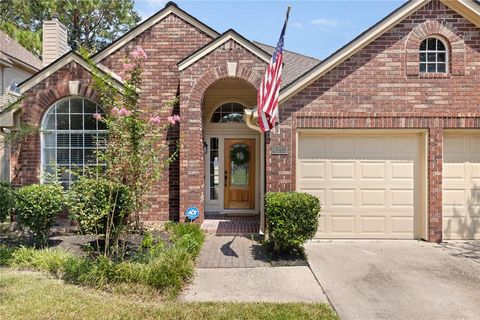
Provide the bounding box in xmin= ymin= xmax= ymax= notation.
xmin=201 ymin=214 xmax=259 ymax=235
xmin=197 ymin=235 xmax=271 ymax=268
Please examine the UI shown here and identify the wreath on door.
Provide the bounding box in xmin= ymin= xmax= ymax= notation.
xmin=230 ymin=144 xmax=250 ymax=166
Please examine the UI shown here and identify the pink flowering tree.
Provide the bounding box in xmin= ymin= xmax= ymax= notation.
xmin=84 ymin=46 xmax=180 ymax=227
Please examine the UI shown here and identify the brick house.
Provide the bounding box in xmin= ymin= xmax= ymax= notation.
xmin=2 ymin=0 xmax=480 ymax=243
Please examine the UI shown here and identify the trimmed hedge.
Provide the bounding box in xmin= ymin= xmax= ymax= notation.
xmin=15 ymin=184 xmax=64 ymax=247
xmin=265 ymin=192 xmax=321 ymax=252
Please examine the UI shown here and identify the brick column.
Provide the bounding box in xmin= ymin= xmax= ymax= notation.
xmin=428 ymin=127 xmax=443 ymax=243
xmin=179 ymin=97 xmax=205 ymax=224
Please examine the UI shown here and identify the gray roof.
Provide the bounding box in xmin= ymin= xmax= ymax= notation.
xmin=253 ymin=41 xmax=320 ymax=88
xmin=0 ymin=31 xmax=42 ymax=70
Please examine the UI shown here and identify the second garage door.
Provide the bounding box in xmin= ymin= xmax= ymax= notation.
xmin=297 ymin=132 xmax=420 ymax=239
xmin=443 ymin=133 xmax=480 ymax=239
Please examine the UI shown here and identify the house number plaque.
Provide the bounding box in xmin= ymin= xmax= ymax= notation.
xmin=271 ymin=145 xmax=288 ymax=155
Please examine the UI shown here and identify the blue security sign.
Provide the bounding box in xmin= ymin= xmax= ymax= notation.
xmin=185 ymin=207 xmax=200 ymax=221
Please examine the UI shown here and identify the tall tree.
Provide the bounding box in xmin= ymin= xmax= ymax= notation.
xmin=0 ymin=0 xmax=141 ymax=56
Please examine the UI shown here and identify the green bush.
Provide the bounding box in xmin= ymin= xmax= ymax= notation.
xmin=15 ymin=184 xmax=64 ymax=247
xmin=0 ymin=244 xmax=15 ymax=266
xmin=10 ymin=246 xmax=73 ymax=274
xmin=66 ymin=177 xmax=133 ymax=237
xmin=0 ymin=181 xmax=15 ymax=222
xmin=265 ymin=192 xmax=321 ymax=252
xmin=165 ymin=222 xmax=205 ymax=258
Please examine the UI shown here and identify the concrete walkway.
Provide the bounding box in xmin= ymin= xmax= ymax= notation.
xmin=182 ymin=235 xmax=329 ymax=303
xmin=306 ymin=240 xmax=480 ymax=320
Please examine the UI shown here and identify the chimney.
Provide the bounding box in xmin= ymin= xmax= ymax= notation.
xmin=42 ymin=16 xmax=69 ymax=67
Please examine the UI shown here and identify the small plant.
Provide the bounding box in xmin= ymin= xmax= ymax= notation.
xmin=15 ymin=184 xmax=64 ymax=247
xmin=265 ymin=192 xmax=321 ymax=253
xmin=66 ymin=177 xmax=134 ymax=257
xmin=0 ymin=181 xmax=15 ymax=222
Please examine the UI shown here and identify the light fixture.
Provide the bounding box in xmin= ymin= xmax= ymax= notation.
xmin=203 ymin=141 xmax=208 ymax=154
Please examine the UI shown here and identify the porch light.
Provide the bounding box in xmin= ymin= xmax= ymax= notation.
xmin=203 ymin=141 xmax=208 ymax=154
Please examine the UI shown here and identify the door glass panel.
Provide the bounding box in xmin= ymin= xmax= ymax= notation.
xmin=230 ymin=143 xmax=249 ymax=187
xmin=209 ymin=137 xmax=219 ymax=200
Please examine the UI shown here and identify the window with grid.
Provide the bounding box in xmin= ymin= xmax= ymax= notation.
xmin=211 ymin=102 xmax=245 ymax=123
xmin=419 ymin=37 xmax=448 ymax=73
xmin=41 ymin=97 xmax=107 ymax=188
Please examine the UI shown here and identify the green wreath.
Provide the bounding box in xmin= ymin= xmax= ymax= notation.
xmin=230 ymin=144 xmax=250 ymax=166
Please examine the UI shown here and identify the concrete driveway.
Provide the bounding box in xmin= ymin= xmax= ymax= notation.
xmin=306 ymin=240 xmax=480 ymax=320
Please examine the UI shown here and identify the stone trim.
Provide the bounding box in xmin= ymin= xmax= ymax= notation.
xmin=405 ymin=19 xmax=466 ymax=76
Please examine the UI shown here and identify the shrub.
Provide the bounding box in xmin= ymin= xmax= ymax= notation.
xmin=10 ymin=246 xmax=73 ymax=274
xmin=265 ymin=192 xmax=321 ymax=252
xmin=0 ymin=181 xmax=15 ymax=222
xmin=66 ymin=177 xmax=133 ymax=255
xmin=0 ymin=244 xmax=15 ymax=266
xmin=165 ymin=222 xmax=205 ymax=258
xmin=15 ymin=184 xmax=64 ymax=247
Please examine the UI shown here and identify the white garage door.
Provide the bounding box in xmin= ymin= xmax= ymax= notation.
xmin=443 ymin=134 xmax=480 ymax=239
xmin=297 ymin=133 xmax=419 ymax=239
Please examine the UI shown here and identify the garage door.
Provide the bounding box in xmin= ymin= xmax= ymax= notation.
xmin=443 ymin=134 xmax=480 ymax=239
xmin=297 ymin=133 xmax=419 ymax=239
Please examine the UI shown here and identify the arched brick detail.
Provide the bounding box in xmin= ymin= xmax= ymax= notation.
xmin=405 ymin=19 xmax=466 ymax=76
xmin=11 ymin=61 xmax=99 ymax=187
xmin=179 ymin=64 xmax=262 ymax=223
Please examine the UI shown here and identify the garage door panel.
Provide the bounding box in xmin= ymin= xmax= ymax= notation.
xmin=391 ymin=189 xmax=414 ymax=207
xmin=391 ymin=162 xmax=414 ymax=179
xmin=330 ymin=189 xmax=356 ymax=207
xmin=360 ymin=189 xmax=387 ymax=207
xmin=360 ymin=162 xmax=386 ymax=179
xmin=443 ymin=134 xmax=480 ymax=239
xmin=299 ymin=134 xmax=417 ymax=239
xmin=330 ymin=162 xmax=355 ymax=180
xmin=300 ymin=162 xmax=326 ymax=179
xmin=360 ymin=216 xmax=387 ymax=233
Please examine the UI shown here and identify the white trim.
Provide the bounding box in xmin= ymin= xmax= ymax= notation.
xmin=19 ymin=53 xmax=124 ymax=94
xmin=279 ymin=0 xmax=480 ymax=103
xmin=20 ymin=51 xmax=123 ymax=93
xmin=92 ymin=4 xmax=219 ymax=63
xmin=178 ymin=30 xmax=271 ymax=71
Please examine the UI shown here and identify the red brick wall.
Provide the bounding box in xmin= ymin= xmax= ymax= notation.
xmin=178 ymin=39 xmax=266 ymax=222
xmin=14 ymin=12 xmax=213 ymax=223
xmin=269 ymin=0 xmax=480 ymax=243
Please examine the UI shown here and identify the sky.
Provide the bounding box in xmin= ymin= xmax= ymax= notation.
xmin=133 ymin=0 xmax=406 ymax=60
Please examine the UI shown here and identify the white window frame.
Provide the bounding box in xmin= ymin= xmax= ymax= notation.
xmin=419 ymin=36 xmax=449 ymax=74
xmin=40 ymin=96 xmax=107 ymax=187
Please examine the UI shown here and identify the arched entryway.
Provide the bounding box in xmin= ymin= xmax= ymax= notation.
xmin=201 ymin=78 xmax=264 ymax=234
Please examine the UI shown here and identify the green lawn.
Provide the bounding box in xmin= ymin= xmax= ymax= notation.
xmin=0 ymin=269 xmax=338 ymax=320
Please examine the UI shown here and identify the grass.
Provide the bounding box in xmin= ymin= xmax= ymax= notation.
xmin=0 ymin=223 xmax=206 ymax=298
xmin=0 ymin=269 xmax=339 ymax=320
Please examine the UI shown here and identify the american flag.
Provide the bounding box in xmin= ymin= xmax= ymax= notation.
xmin=257 ymin=8 xmax=290 ymax=132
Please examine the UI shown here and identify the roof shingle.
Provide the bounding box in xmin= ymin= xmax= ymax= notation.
xmin=0 ymin=31 xmax=42 ymax=70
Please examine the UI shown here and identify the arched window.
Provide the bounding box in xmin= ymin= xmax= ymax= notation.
xmin=419 ymin=37 xmax=448 ymax=73
xmin=41 ymin=97 xmax=107 ymax=187
xmin=211 ymin=102 xmax=245 ymax=123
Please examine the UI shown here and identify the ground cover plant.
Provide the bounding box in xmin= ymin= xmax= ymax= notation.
xmin=0 ymin=222 xmax=204 ymax=298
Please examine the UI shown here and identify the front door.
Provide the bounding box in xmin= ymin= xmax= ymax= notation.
xmin=224 ymin=139 xmax=255 ymax=209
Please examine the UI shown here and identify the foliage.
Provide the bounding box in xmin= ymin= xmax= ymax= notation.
xmin=265 ymin=192 xmax=321 ymax=252
xmin=165 ymin=222 xmax=206 ymax=258
xmin=1 ymin=270 xmax=339 ymax=320
xmin=0 ymin=181 xmax=15 ymax=222
xmin=1 ymin=223 xmax=205 ymax=297
xmin=83 ymin=46 xmax=180 ymax=225
xmin=14 ymin=184 xmax=64 ymax=247
xmin=9 ymin=246 xmax=73 ymax=274
xmin=66 ymin=177 xmax=133 ymax=256
xmin=0 ymin=0 xmax=141 ymax=55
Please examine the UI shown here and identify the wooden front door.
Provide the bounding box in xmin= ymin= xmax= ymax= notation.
xmin=224 ymin=139 xmax=255 ymax=209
